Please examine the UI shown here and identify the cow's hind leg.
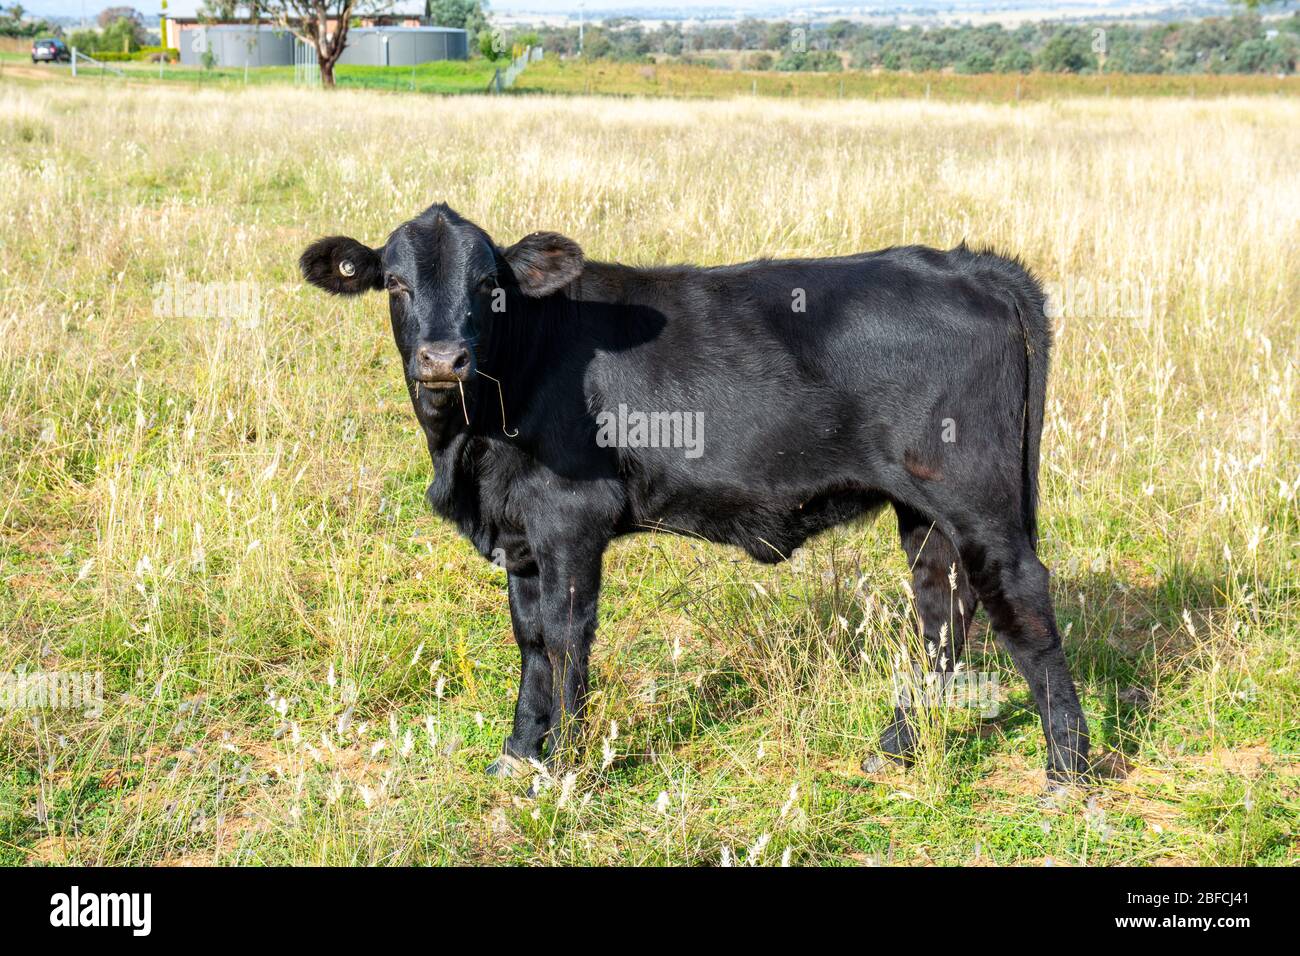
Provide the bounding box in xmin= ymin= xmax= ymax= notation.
xmin=863 ymin=504 xmax=979 ymax=773
xmin=487 ymin=570 xmax=552 ymax=777
xmin=959 ymin=530 xmax=1089 ymax=787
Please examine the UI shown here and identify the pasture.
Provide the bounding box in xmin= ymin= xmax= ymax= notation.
xmin=3 ymin=52 xmax=1294 ymax=99
xmin=0 ymin=78 xmax=1296 ymax=865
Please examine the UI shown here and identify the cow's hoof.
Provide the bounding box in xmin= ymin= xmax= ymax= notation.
xmin=1037 ymin=782 xmax=1071 ymax=809
xmin=1038 ymin=772 xmax=1097 ymax=808
xmin=861 ymin=753 xmax=907 ymax=775
xmin=485 ymin=754 xmax=526 ymax=779
xmin=1044 ymin=763 xmax=1093 ymax=797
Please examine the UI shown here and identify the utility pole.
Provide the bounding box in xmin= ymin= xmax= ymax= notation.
xmin=578 ymin=2 xmax=584 ymax=56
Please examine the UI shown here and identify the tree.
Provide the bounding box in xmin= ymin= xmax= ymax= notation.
xmin=97 ymin=6 xmax=141 ymax=28
xmin=260 ymin=0 xmax=391 ymax=88
xmin=477 ymin=27 xmax=502 ymax=60
xmin=199 ymin=0 xmax=242 ymax=17
xmin=583 ymin=29 xmax=610 ymax=59
xmin=69 ymin=13 xmax=146 ymax=53
xmin=427 ymin=0 xmax=486 ymax=37
xmin=995 ymin=47 xmax=1034 ymax=73
xmin=104 ymin=15 xmax=146 ymax=51
xmin=1038 ymin=28 xmax=1097 ymax=72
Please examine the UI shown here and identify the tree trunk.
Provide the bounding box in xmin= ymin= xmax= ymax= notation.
xmin=319 ymin=24 xmax=348 ymax=89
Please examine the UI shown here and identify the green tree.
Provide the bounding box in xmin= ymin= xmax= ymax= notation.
xmin=427 ymin=0 xmax=487 ymax=37
xmin=69 ymin=15 xmax=145 ymax=53
xmin=199 ymin=0 xmax=241 ymax=17
xmin=1038 ymin=28 xmax=1098 ymax=72
xmin=957 ymin=48 xmax=995 ymax=73
xmin=261 ymin=0 xmax=392 ymax=88
xmin=995 ymin=47 xmax=1034 ymax=73
xmin=477 ymin=27 xmax=503 ymax=60
xmin=773 ymin=48 xmax=841 ymax=71
xmin=582 ymin=29 xmax=611 ymax=60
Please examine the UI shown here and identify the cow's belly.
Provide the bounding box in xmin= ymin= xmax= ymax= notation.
xmin=625 ymin=480 xmax=887 ymax=563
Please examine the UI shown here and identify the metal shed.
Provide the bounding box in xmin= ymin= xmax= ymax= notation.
xmin=178 ymin=25 xmax=295 ymax=67
xmin=336 ymin=27 xmax=469 ymax=67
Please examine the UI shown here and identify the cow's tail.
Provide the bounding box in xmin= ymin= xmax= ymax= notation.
xmin=1011 ymin=271 xmax=1051 ymax=552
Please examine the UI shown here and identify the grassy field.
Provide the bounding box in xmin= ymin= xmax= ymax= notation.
xmin=516 ymin=57 xmax=1297 ymax=100
xmin=4 ymin=51 xmax=1295 ymax=100
xmin=0 ymin=53 xmax=501 ymax=94
xmin=0 ymin=78 xmax=1297 ymax=866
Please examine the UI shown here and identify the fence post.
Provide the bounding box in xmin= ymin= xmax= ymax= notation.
xmin=71 ymin=46 xmax=77 ymax=77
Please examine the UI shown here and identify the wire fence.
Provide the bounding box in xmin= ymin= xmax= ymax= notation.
xmin=294 ymin=39 xmax=320 ymax=88
xmin=489 ymin=45 xmax=542 ymax=93
xmin=70 ymin=47 xmax=125 ymax=79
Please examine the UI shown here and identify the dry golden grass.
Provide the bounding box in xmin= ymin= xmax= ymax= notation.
xmin=0 ymin=79 xmax=1297 ymax=865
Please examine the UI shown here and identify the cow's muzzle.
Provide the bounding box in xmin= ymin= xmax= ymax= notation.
xmin=413 ymin=342 xmax=472 ymax=388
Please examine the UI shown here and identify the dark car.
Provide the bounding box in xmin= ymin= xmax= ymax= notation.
xmin=32 ymin=38 xmax=71 ymax=64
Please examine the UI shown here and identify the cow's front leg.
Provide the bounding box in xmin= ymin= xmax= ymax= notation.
xmin=488 ymin=570 xmax=551 ymax=778
xmin=537 ymin=536 xmax=605 ymax=765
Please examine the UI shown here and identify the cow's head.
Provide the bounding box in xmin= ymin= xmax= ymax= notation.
xmin=299 ymin=203 xmax=583 ymax=422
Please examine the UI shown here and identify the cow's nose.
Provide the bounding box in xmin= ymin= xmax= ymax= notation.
xmin=414 ymin=343 xmax=472 ymax=384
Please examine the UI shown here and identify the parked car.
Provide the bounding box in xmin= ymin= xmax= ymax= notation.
xmin=32 ymin=38 xmax=71 ymax=64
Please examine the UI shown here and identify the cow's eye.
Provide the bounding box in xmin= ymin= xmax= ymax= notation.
xmin=475 ymin=278 xmax=496 ymax=296
xmin=386 ymin=275 xmax=408 ymax=295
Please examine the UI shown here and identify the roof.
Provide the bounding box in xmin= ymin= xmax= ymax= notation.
xmin=176 ymin=23 xmax=464 ymax=34
xmin=351 ymin=26 xmax=468 ymax=34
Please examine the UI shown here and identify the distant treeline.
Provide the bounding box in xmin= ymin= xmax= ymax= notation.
xmin=530 ymin=13 xmax=1299 ymax=75
xmin=0 ymin=3 xmax=51 ymax=38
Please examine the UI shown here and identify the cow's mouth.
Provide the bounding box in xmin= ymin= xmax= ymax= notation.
xmin=414 ymin=380 xmax=464 ymax=421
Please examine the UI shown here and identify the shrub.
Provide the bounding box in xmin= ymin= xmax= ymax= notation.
xmin=995 ymin=47 xmax=1034 ymax=73
xmin=477 ymin=29 xmax=502 ymax=61
xmin=1037 ymin=28 xmax=1098 ymax=73
xmin=136 ymin=46 xmax=179 ymax=63
xmin=773 ymin=49 xmax=842 ymax=72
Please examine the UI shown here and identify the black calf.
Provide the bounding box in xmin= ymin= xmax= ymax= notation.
xmin=299 ymin=203 xmax=1089 ymax=787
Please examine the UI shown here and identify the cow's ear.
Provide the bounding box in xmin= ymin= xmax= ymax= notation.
xmin=502 ymin=232 xmax=584 ymax=297
xmin=299 ymin=236 xmax=384 ymax=296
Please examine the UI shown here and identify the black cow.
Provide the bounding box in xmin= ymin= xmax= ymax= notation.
xmin=299 ymin=203 xmax=1089 ymax=788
